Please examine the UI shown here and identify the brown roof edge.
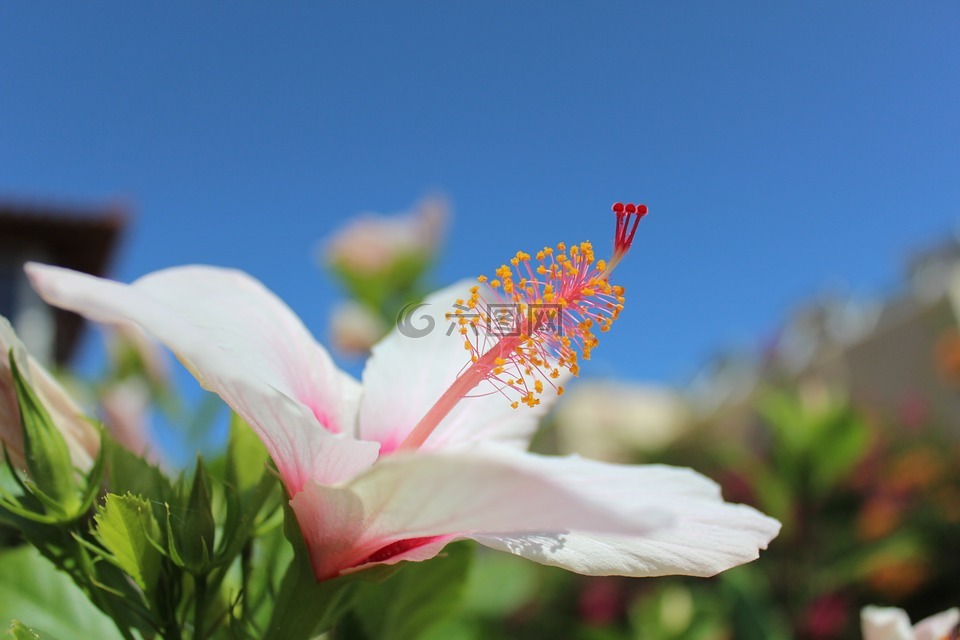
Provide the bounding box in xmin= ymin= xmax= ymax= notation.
xmin=0 ymin=197 xmax=132 ymax=364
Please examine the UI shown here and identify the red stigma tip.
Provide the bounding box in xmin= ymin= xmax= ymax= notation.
xmin=612 ymin=202 xmax=648 ymax=257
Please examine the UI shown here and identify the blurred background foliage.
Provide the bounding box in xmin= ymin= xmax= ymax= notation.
xmin=319 ymin=202 xmax=960 ymax=639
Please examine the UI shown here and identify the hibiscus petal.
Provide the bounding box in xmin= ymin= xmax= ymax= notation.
xmin=25 ymin=263 xmax=377 ymax=493
xmin=359 ymin=281 xmax=565 ymax=452
xmin=913 ymin=607 xmax=959 ymax=640
xmin=861 ymin=606 xmax=916 ymax=640
xmin=289 ymin=446 xmax=670 ymax=579
xmin=469 ymin=451 xmax=781 ymax=577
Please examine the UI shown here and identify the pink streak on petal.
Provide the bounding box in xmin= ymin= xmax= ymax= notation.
xmin=25 ymin=262 xmax=375 ymax=493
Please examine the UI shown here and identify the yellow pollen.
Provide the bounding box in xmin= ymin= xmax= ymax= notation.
xmin=464 ymin=225 xmax=631 ymax=412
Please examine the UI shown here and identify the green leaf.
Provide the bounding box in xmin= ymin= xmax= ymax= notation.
xmin=352 ymin=541 xmax=474 ymax=640
xmin=219 ymin=414 xmax=281 ymax=562
xmin=808 ymin=407 xmax=869 ymax=496
xmin=187 ymin=457 xmax=216 ymax=548
xmin=167 ymin=457 xmax=216 ymax=573
xmin=749 ymin=465 xmax=795 ymax=528
xmin=105 ymin=439 xmax=173 ymax=505
xmin=719 ymin=565 xmax=793 ymax=640
xmin=94 ymin=493 xmax=162 ymax=593
xmin=418 ymin=618 xmax=478 ymax=640
xmin=8 ymin=353 xmax=79 ymax=518
xmin=7 ymin=620 xmax=54 ymax=640
xmin=458 ymin=548 xmax=539 ymax=617
xmin=0 ymin=458 xmax=63 ymax=527
xmin=163 ymin=503 xmax=186 ymax=569
xmin=233 ymin=514 xmax=293 ymax=633
xmin=226 ymin=413 xmax=269 ymax=495
xmin=0 ymin=546 xmax=122 ymax=640
xmin=219 ymin=470 xmax=279 ymax=563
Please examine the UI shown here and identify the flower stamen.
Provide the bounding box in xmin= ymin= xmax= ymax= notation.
xmin=397 ymin=202 xmax=648 ymax=451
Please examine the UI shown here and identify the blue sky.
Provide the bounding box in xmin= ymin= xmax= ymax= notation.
xmin=2 ymin=2 xmax=959 ymax=388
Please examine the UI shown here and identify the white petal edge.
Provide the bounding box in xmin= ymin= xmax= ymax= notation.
xmin=469 ymin=450 xmax=782 ymax=577
xmin=861 ymin=606 xmax=918 ymax=640
xmin=25 ymin=263 xmax=377 ymax=493
xmin=289 ymin=446 xmax=673 ymax=579
xmin=913 ymin=607 xmax=960 ymax=640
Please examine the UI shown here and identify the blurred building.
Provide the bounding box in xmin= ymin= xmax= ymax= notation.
xmin=837 ymin=237 xmax=960 ymax=430
xmin=552 ymin=381 xmax=691 ymax=462
xmin=690 ymin=232 xmax=960 ymax=434
xmin=0 ymin=201 xmax=127 ymax=366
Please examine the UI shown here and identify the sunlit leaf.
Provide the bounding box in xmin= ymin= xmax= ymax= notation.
xmin=94 ymin=493 xmax=162 ymax=592
xmin=0 ymin=546 xmax=121 ymax=640
xmin=7 ymin=620 xmax=54 ymax=640
xmin=226 ymin=412 xmax=269 ymax=496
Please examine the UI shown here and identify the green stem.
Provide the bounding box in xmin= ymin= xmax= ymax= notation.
xmin=193 ymin=573 xmax=208 ymax=640
xmin=156 ymin=563 xmax=183 ymax=640
xmin=240 ymin=540 xmax=253 ymax=617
